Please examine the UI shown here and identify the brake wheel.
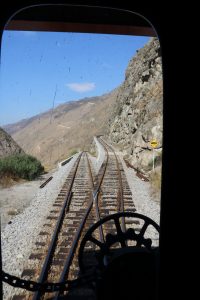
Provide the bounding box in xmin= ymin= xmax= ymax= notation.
xmin=78 ymin=212 xmax=160 ymax=273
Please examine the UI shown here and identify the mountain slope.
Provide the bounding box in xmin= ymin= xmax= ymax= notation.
xmin=4 ymin=91 xmax=117 ymax=169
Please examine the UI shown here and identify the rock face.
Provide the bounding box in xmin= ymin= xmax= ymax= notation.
xmin=0 ymin=127 xmax=24 ymax=158
xmin=108 ymin=38 xmax=162 ymax=174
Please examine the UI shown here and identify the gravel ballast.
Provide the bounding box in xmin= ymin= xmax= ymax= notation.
xmin=119 ymin=153 xmax=160 ymax=224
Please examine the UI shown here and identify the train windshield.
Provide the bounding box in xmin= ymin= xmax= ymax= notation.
xmin=0 ymin=5 xmax=162 ymax=300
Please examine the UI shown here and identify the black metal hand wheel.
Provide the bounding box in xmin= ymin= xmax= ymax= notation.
xmin=78 ymin=212 xmax=160 ymax=273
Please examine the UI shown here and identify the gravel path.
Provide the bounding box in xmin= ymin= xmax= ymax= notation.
xmin=1 ymin=153 xmax=79 ymax=299
xmin=1 ymin=176 xmax=52 ymax=231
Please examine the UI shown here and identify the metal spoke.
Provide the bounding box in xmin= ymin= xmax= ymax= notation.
xmin=89 ymin=236 xmax=104 ymax=249
xmin=114 ymin=217 xmax=122 ymax=235
xmin=137 ymin=221 xmax=149 ymax=247
xmin=114 ymin=217 xmax=126 ymax=248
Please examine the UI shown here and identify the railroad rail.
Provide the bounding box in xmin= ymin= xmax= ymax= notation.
xmin=2 ymin=137 xmax=158 ymax=300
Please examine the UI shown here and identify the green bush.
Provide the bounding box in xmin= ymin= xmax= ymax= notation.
xmin=0 ymin=154 xmax=44 ymax=181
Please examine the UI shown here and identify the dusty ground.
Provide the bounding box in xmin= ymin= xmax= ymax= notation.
xmin=0 ymin=172 xmax=53 ymax=230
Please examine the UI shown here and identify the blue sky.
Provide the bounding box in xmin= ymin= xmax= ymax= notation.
xmin=0 ymin=30 xmax=149 ymax=125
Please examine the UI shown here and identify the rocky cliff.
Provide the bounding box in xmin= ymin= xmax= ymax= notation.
xmin=108 ymin=37 xmax=162 ymax=175
xmin=0 ymin=127 xmax=24 ymax=158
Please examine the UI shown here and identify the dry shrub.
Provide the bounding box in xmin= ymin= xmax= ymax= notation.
xmin=7 ymin=209 xmax=19 ymax=216
xmin=149 ymin=166 xmax=162 ymax=202
xmin=0 ymin=174 xmax=17 ymax=188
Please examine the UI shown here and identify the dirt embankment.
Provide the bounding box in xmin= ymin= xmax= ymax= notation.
xmin=0 ymin=172 xmax=52 ymax=230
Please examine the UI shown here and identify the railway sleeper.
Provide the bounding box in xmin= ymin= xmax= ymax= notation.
xmin=60 ymin=239 xmax=74 ymax=247
xmin=12 ymin=295 xmax=27 ymax=300
xmin=47 ymin=216 xmax=58 ymax=220
xmin=124 ymin=207 xmax=136 ymax=212
xmin=102 ymin=195 xmax=120 ymax=199
xmin=59 ymin=247 xmax=70 ymax=253
xmin=29 ymin=253 xmax=43 ymax=260
xmin=21 ymin=269 xmax=36 ymax=277
xmin=43 ymin=223 xmax=53 ymax=227
xmin=123 ymin=202 xmax=135 ymax=206
xmin=53 ymin=201 xmax=64 ymax=205
xmin=101 ymin=207 xmax=116 ymax=211
xmin=125 ymin=219 xmax=140 ymax=225
xmin=56 ymin=253 xmax=68 ymax=260
xmin=35 ymin=241 xmax=46 ymax=246
xmin=123 ymin=198 xmax=134 ymax=201
xmin=50 ymin=210 xmax=60 ymax=213
xmin=52 ymin=259 xmax=66 ymax=266
xmin=39 ymin=231 xmax=49 ymax=235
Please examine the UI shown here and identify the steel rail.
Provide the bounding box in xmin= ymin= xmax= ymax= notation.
xmin=98 ymin=138 xmax=126 ymax=233
xmin=54 ymin=196 xmax=93 ymax=299
xmin=33 ymin=152 xmax=83 ymax=300
xmin=86 ymin=152 xmax=105 ymax=243
xmin=54 ymin=152 xmax=97 ymax=298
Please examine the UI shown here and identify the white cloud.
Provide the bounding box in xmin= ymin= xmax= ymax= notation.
xmin=66 ymin=82 xmax=95 ymax=93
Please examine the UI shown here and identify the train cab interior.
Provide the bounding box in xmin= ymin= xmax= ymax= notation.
xmin=0 ymin=2 xmax=181 ymax=300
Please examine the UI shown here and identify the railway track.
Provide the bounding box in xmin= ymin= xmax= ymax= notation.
xmin=7 ymin=137 xmax=145 ymax=300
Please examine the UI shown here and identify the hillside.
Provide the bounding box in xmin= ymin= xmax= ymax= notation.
xmin=108 ymin=37 xmax=162 ymax=175
xmin=4 ymin=91 xmax=118 ymax=169
xmin=0 ymin=127 xmax=24 ymax=158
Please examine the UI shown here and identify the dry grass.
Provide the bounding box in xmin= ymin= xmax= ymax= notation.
xmin=0 ymin=174 xmax=17 ymax=188
xmin=7 ymin=209 xmax=19 ymax=216
xmin=149 ymin=166 xmax=161 ymax=202
xmin=0 ymin=174 xmax=27 ymax=188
